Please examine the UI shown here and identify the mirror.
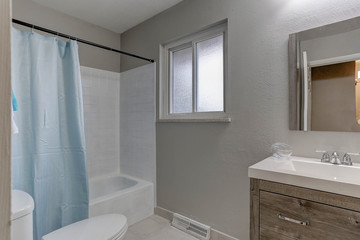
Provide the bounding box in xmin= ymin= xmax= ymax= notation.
xmin=289 ymin=16 xmax=360 ymax=132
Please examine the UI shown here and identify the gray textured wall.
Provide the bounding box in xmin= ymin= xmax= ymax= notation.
xmin=301 ymin=28 xmax=360 ymax=62
xmin=120 ymin=0 xmax=360 ymax=239
xmin=13 ymin=0 xmax=121 ymax=72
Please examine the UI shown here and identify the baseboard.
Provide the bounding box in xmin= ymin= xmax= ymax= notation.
xmin=154 ymin=206 xmax=173 ymax=221
xmin=210 ymin=229 xmax=239 ymax=240
xmin=154 ymin=207 xmax=239 ymax=240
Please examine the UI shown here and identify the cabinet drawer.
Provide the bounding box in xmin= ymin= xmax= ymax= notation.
xmin=260 ymin=191 xmax=360 ymax=240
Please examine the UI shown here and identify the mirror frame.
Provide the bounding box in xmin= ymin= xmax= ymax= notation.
xmin=289 ymin=16 xmax=360 ymax=131
xmin=289 ymin=33 xmax=298 ymax=130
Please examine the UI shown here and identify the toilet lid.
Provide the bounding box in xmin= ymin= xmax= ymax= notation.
xmin=41 ymin=214 xmax=127 ymax=240
xmin=11 ymin=190 xmax=34 ymax=221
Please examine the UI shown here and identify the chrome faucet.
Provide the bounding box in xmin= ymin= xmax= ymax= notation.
xmin=316 ymin=150 xmax=358 ymax=166
xmin=330 ymin=152 xmax=341 ymax=165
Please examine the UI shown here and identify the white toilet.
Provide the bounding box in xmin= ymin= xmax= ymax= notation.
xmin=42 ymin=214 xmax=128 ymax=240
xmin=11 ymin=189 xmax=128 ymax=240
xmin=11 ymin=190 xmax=35 ymax=240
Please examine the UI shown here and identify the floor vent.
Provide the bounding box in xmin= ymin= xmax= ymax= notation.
xmin=171 ymin=213 xmax=211 ymax=240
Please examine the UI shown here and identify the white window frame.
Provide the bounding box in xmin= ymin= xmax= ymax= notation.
xmin=159 ymin=21 xmax=230 ymax=122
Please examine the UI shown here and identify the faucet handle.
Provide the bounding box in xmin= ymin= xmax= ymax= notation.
xmin=316 ymin=150 xmax=330 ymax=163
xmin=316 ymin=150 xmax=327 ymax=153
xmin=346 ymin=152 xmax=359 ymax=156
xmin=342 ymin=152 xmax=359 ymax=166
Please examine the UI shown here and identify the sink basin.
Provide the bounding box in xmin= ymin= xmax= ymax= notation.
xmin=248 ymin=156 xmax=360 ymax=198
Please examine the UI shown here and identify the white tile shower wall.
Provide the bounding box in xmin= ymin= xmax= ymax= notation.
xmin=120 ymin=63 xmax=156 ymax=193
xmin=81 ymin=66 xmax=120 ymax=179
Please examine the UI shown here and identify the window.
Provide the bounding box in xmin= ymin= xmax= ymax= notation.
xmin=160 ymin=22 xmax=230 ymax=122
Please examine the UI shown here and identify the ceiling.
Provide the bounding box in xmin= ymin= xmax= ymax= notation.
xmin=32 ymin=0 xmax=183 ymax=33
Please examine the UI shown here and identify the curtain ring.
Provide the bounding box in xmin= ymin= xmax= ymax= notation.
xmin=31 ymin=25 xmax=34 ymax=34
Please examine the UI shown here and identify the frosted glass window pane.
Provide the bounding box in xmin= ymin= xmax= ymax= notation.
xmin=171 ymin=47 xmax=193 ymax=113
xmin=196 ymin=35 xmax=224 ymax=112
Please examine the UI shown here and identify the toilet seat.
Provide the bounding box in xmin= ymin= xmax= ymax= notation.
xmin=41 ymin=214 xmax=127 ymax=240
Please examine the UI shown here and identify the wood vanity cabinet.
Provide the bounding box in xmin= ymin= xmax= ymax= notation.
xmin=250 ymin=178 xmax=360 ymax=240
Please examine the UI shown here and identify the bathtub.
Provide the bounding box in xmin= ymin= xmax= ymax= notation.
xmin=89 ymin=175 xmax=154 ymax=225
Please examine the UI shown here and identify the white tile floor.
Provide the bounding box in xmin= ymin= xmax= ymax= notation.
xmin=124 ymin=215 xmax=198 ymax=240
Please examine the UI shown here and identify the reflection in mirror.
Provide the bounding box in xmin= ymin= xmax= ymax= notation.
xmin=289 ymin=16 xmax=360 ymax=132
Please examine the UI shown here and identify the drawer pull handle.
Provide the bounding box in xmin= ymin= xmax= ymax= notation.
xmin=277 ymin=213 xmax=310 ymax=226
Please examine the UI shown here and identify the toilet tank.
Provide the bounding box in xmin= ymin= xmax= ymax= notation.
xmin=11 ymin=190 xmax=34 ymax=240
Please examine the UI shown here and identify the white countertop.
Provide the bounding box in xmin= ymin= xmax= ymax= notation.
xmin=248 ymin=156 xmax=360 ymax=198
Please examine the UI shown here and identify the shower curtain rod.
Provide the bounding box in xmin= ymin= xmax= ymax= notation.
xmin=12 ymin=19 xmax=155 ymax=63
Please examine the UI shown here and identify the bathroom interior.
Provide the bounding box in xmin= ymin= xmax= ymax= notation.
xmin=2 ymin=0 xmax=360 ymax=240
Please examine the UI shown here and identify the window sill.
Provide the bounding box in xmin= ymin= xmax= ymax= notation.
xmin=157 ymin=117 xmax=231 ymax=123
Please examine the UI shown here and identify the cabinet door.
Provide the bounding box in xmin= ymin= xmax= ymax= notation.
xmin=260 ymin=191 xmax=360 ymax=240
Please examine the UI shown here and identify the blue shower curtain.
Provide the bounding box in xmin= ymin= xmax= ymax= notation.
xmin=11 ymin=28 xmax=89 ymax=240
